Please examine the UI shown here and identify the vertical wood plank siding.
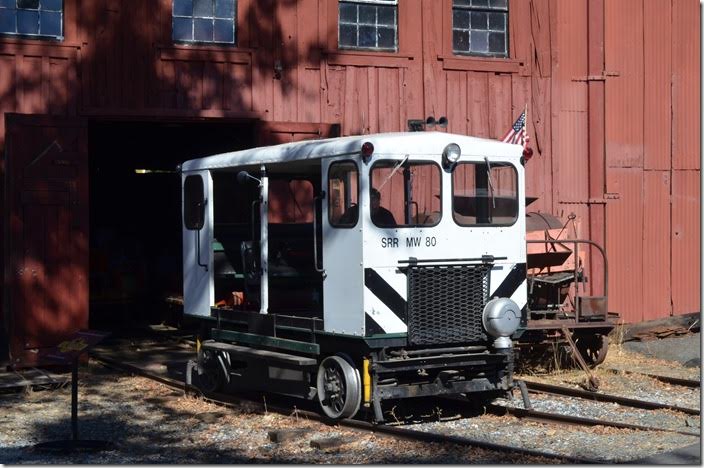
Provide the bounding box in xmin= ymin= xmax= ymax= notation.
xmin=0 ymin=0 xmax=699 ymax=323
xmin=606 ymin=168 xmax=644 ymax=323
xmin=643 ymin=0 xmax=671 ymax=171
xmin=643 ymin=171 xmax=672 ymax=320
xmin=671 ymin=170 xmax=700 ymax=315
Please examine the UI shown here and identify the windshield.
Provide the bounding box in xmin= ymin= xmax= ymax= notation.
xmin=452 ymin=161 xmax=518 ymax=226
xmin=369 ymin=159 xmax=441 ymax=228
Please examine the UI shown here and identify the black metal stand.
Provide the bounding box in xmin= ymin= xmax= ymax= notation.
xmin=34 ymin=356 xmax=113 ymax=453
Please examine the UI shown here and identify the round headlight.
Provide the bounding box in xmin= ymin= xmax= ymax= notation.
xmin=482 ymin=297 xmax=521 ymax=338
xmin=443 ymin=143 xmax=461 ymax=164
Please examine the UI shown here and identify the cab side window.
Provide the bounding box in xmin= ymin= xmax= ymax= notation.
xmin=328 ymin=161 xmax=359 ymax=228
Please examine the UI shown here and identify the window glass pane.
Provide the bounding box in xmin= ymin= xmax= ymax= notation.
xmin=173 ymin=0 xmax=192 ymax=16
xmin=339 ymin=3 xmax=356 ymax=22
xmin=173 ymin=17 xmax=193 ymax=40
xmin=17 ymin=9 xmax=38 ymax=34
xmin=328 ymin=161 xmax=359 ymax=228
xmin=193 ymin=0 xmax=213 ymax=17
xmin=0 ymin=0 xmax=14 ymax=7
xmin=194 ymin=17 xmax=213 ymax=41
xmin=488 ymin=31 xmax=505 ymax=54
xmin=213 ymin=18 xmax=233 ymax=42
xmin=39 ymin=9 xmax=60 ymax=36
xmin=452 ymin=30 xmax=468 ymax=52
xmin=0 ymin=9 xmax=15 ymax=32
xmin=41 ymin=0 xmax=63 ymax=11
xmin=184 ymin=175 xmax=205 ymax=230
xmin=339 ymin=23 xmax=356 ymax=47
xmin=490 ymin=0 xmax=507 ymax=8
xmin=472 ymin=0 xmax=488 ymax=6
xmin=453 ymin=9 xmax=468 ymax=29
xmin=377 ymin=26 xmax=394 ymax=48
xmin=452 ymin=162 xmax=518 ymax=226
xmin=377 ymin=5 xmax=394 ymax=25
xmin=454 ymin=0 xmax=471 ymax=6
xmin=358 ymin=4 xmax=376 ymax=23
xmin=17 ymin=0 xmax=39 ymax=9
xmin=214 ymin=0 xmax=234 ymax=18
xmin=470 ymin=11 xmax=487 ymax=30
xmin=488 ymin=12 xmax=504 ymax=31
xmin=358 ymin=25 xmax=375 ymax=47
xmin=471 ymin=30 xmax=488 ymax=52
xmin=370 ymin=160 xmax=441 ymax=228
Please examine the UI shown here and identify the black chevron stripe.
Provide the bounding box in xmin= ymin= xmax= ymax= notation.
xmin=364 ymin=268 xmax=407 ymax=324
xmin=491 ymin=263 xmax=527 ymax=299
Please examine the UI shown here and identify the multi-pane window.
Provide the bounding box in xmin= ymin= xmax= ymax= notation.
xmin=0 ymin=0 xmax=63 ymax=39
xmin=452 ymin=0 xmax=508 ymax=57
xmin=173 ymin=0 xmax=236 ymax=44
xmin=339 ymin=0 xmax=397 ymax=52
xmin=452 ymin=162 xmax=518 ymax=226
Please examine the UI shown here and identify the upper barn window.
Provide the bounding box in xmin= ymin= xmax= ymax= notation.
xmin=173 ymin=0 xmax=236 ymax=44
xmin=452 ymin=0 xmax=508 ymax=57
xmin=0 ymin=0 xmax=63 ymax=39
xmin=338 ymin=0 xmax=397 ymax=52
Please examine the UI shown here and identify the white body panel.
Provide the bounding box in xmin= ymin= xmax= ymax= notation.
xmin=359 ymin=153 xmax=526 ymax=335
xmin=182 ymin=171 xmax=214 ymax=316
xmin=322 ymin=157 xmax=365 ymax=335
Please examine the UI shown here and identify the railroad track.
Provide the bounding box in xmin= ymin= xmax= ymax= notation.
xmin=523 ymin=380 xmax=700 ymax=416
xmin=89 ymin=351 xmax=588 ymax=463
xmin=605 ymin=369 xmax=701 ymax=388
xmin=87 ymin=335 xmax=699 ymax=462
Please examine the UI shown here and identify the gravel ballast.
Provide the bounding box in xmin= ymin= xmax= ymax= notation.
xmin=0 ymin=336 xmax=699 ymax=464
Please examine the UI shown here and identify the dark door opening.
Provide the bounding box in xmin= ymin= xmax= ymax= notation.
xmin=88 ymin=120 xmax=255 ymax=332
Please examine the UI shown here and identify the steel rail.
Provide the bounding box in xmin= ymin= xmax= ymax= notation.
xmin=88 ymin=351 xmax=587 ymax=464
xmin=606 ymin=369 xmax=701 ymax=389
xmin=523 ymin=380 xmax=700 ymax=415
xmin=487 ymin=404 xmax=699 ymax=437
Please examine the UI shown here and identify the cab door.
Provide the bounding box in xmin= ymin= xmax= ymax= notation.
xmin=182 ymin=171 xmax=214 ymax=317
xmin=321 ymin=157 xmax=364 ymax=336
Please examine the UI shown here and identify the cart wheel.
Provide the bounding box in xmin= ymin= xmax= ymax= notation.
xmin=316 ymin=356 xmax=361 ymax=420
xmin=576 ymin=333 xmax=609 ymax=367
xmin=198 ymin=349 xmax=225 ymax=394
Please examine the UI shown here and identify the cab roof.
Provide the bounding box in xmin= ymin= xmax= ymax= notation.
xmin=180 ymin=131 xmax=523 ymax=172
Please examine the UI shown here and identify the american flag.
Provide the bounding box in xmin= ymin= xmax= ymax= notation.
xmin=501 ymin=110 xmax=527 ymax=147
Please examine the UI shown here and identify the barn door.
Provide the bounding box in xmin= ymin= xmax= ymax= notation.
xmin=4 ymin=114 xmax=88 ymax=367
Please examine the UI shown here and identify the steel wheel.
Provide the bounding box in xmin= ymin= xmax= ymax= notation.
xmin=576 ymin=333 xmax=609 ymax=367
xmin=198 ymin=349 xmax=225 ymax=393
xmin=316 ymin=356 xmax=361 ymax=420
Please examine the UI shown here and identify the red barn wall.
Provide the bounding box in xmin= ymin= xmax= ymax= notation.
xmin=0 ymin=0 xmax=700 ymax=345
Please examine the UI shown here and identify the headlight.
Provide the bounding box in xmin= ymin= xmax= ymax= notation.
xmin=482 ymin=297 xmax=521 ymax=337
xmin=442 ymin=143 xmax=461 ymax=169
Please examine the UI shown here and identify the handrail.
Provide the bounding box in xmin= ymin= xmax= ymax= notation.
xmin=312 ymin=192 xmax=327 ymax=278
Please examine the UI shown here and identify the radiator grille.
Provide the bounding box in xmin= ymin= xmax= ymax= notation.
xmin=407 ymin=264 xmax=491 ymax=345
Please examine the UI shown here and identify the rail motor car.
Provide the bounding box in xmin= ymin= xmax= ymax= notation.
xmin=181 ymin=131 xmax=530 ymax=422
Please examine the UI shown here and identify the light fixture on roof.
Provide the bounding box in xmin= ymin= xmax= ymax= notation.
xmin=361 ymin=141 xmax=374 ymax=164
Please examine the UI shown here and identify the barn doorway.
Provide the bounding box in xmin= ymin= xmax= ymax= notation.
xmin=88 ymin=119 xmax=255 ymax=331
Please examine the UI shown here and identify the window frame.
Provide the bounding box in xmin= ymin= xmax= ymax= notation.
xmin=451 ymin=0 xmax=509 ymax=58
xmin=451 ymin=161 xmax=519 ymax=228
xmin=184 ymin=174 xmax=206 ymax=230
xmin=328 ymin=160 xmax=360 ymax=229
xmin=368 ymin=158 xmax=443 ymax=229
xmin=338 ymin=0 xmax=399 ymax=53
xmin=172 ymin=0 xmax=237 ymax=46
xmin=0 ymin=0 xmax=64 ymax=40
